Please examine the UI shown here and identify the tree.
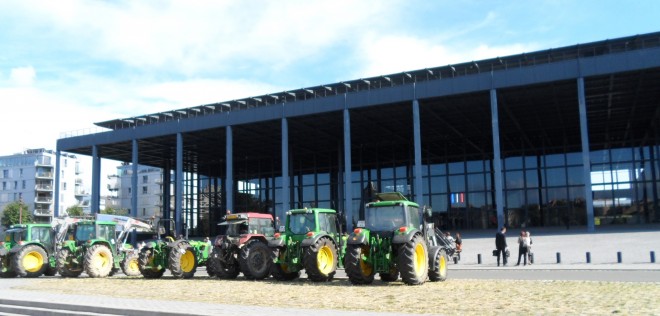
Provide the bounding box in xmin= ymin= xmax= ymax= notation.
xmin=1 ymin=201 xmax=34 ymax=228
xmin=66 ymin=205 xmax=84 ymax=217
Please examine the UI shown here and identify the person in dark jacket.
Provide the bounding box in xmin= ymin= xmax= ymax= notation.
xmin=495 ymin=226 xmax=508 ymax=266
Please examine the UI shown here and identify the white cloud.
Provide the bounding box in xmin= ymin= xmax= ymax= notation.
xmin=9 ymin=66 xmax=36 ymax=86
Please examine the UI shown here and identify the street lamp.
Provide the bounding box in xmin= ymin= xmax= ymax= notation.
xmin=18 ymin=197 xmax=23 ymax=224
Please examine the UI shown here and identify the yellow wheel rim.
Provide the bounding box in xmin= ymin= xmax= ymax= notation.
xmin=413 ymin=243 xmax=426 ymax=276
xmin=439 ymin=253 xmax=447 ymax=276
xmin=181 ymin=250 xmax=195 ymax=273
xmin=359 ymin=246 xmax=373 ymax=276
xmin=129 ymin=258 xmax=140 ymax=273
xmin=94 ymin=251 xmax=110 ymax=268
xmin=317 ymin=245 xmax=334 ymax=275
xmin=23 ymin=251 xmax=45 ymax=273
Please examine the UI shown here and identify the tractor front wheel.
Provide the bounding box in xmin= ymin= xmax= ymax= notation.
xmin=345 ymin=244 xmax=375 ymax=285
xmin=138 ymin=248 xmax=165 ymax=279
xmin=428 ymin=248 xmax=448 ymax=282
xmin=270 ymin=248 xmax=300 ymax=281
xmin=169 ymin=242 xmax=197 ymax=279
xmin=57 ymin=248 xmax=82 ymax=278
xmin=209 ymin=247 xmax=239 ymax=279
xmin=0 ymin=255 xmax=17 ymax=278
xmin=121 ymin=252 xmax=141 ymax=277
xmin=303 ymin=237 xmax=338 ymax=282
xmin=238 ymin=240 xmax=271 ymax=280
xmin=84 ymin=244 xmax=114 ymax=278
xmin=12 ymin=245 xmax=48 ymax=278
xmin=397 ymin=233 xmax=428 ymax=285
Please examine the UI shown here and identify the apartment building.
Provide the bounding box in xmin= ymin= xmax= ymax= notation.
xmin=0 ymin=148 xmax=87 ymax=222
xmin=106 ymin=163 xmax=165 ymax=219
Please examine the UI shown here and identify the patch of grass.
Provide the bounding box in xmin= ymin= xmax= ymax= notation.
xmin=15 ymin=277 xmax=660 ymax=315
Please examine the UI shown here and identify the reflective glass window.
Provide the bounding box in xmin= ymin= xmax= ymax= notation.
xmin=610 ymin=148 xmax=632 ymax=162
xmin=506 ymin=190 xmax=525 ymax=209
xmin=317 ymin=173 xmax=330 ymax=184
xmin=448 ymin=162 xmax=464 ymax=174
xmin=429 ymin=164 xmax=446 ymax=176
xmin=381 ymin=168 xmax=394 ymax=179
xmin=547 ymin=187 xmax=568 ymax=201
xmin=567 ymin=166 xmax=584 ymax=185
xmin=568 ymin=186 xmax=585 ymax=201
xmin=302 ymin=186 xmax=315 ymax=201
xmin=566 ymin=153 xmax=582 ymax=166
xmin=545 ymin=154 xmax=565 ymax=167
xmin=505 ymin=171 xmax=524 ymax=189
xmin=466 ymin=160 xmax=484 ymax=172
xmin=468 ymin=192 xmax=486 ymax=208
xmin=525 ymin=171 xmax=539 ymax=188
xmin=317 ymin=185 xmax=330 ymax=201
xmin=395 ymin=166 xmax=407 ymax=178
xmin=431 ymin=194 xmax=448 ymax=212
xmin=524 ymin=156 xmax=538 ymax=168
xmin=430 ymin=176 xmax=447 ymax=194
xmin=590 ymin=150 xmax=609 ymax=164
xmin=526 ymin=189 xmax=540 ymax=205
xmin=467 ymin=173 xmax=486 ymax=191
xmin=504 ymin=157 xmax=523 ymax=170
xmin=448 ymin=175 xmax=465 ymax=192
xmin=545 ymin=168 xmax=567 ymax=187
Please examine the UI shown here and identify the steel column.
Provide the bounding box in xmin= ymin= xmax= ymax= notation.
xmin=131 ymin=140 xmax=138 ymax=218
xmin=413 ymin=99 xmax=424 ymax=205
xmin=490 ymin=89 xmax=505 ymax=228
xmin=281 ymin=118 xmax=290 ymax=220
xmin=54 ymin=150 xmax=61 ymax=217
xmin=176 ymin=133 xmax=183 ymax=235
xmin=163 ymin=161 xmax=171 ymax=221
xmin=91 ymin=145 xmax=101 ymax=214
xmin=343 ymin=107 xmax=354 ymax=230
xmin=225 ymin=126 xmax=233 ymax=213
xmin=578 ymin=77 xmax=595 ymax=232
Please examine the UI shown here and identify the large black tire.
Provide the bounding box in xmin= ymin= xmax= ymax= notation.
xmin=44 ymin=264 xmax=57 ymax=276
xmin=345 ymin=244 xmax=375 ymax=285
xmin=379 ymin=265 xmax=399 ymax=282
xmin=121 ymin=252 xmax=141 ymax=277
xmin=0 ymin=255 xmax=17 ymax=278
xmin=57 ymin=248 xmax=82 ymax=278
xmin=429 ymin=248 xmax=448 ymax=282
xmin=169 ymin=242 xmax=197 ymax=279
xmin=303 ymin=236 xmax=338 ymax=282
xmin=209 ymin=247 xmax=239 ymax=279
xmin=84 ymin=244 xmax=114 ymax=278
xmin=238 ymin=240 xmax=271 ymax=280
xmin=398 ymin=233 xmax=429 ymax=285
xmin=12 ymin=245 xmax=48 ymax=278
xmin=138 ymin=248 xmax=165 ymax=279
xmin=270 ymin=248 xmax=300 ymax=281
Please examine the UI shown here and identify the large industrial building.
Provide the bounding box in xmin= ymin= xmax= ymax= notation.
xmin=56 ymin=32 xmax=660 ymax=236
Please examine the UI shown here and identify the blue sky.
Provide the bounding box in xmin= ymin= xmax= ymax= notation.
xmin=0 ymin=0 xmax=658 ymax=167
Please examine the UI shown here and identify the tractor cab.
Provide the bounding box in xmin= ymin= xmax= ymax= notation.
xmin=361 ymin=192 xmax=423 ymax=236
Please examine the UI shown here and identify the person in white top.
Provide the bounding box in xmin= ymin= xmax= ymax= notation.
xmin=525 ymin=231 xmax=533 ymax=264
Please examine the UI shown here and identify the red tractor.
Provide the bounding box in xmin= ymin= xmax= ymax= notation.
xmin=207 ymin=212 xmax=275 ymax=280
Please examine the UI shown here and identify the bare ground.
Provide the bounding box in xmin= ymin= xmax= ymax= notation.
xmin=15 ymin=276 xmax=660 ymax=315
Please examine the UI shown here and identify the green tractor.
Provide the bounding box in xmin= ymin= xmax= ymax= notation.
xmin=56 ymin=215 xmax=152 ymax=278
xmin=0 ymin=223 xmax=57 ymax=278
xmin=137 ymin=219 xmax=211 ymax=279
xmin=269 ymin=208 xmax=345 ymax=282
xmin=345 ymin=192 xmax=448 ymax=285
xmin=208 ymin=212 xmax=275 ymax=280
xmin=0 ymin=217 xmax=84 ymax=278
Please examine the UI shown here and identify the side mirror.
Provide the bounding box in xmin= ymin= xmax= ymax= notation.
xmin=424 ymin=206 xmax=433 ymax=220
xmin=279 ymin=225 xmax=286 ymax=232
xmin=357 ymin=220 xmax=366 ymax=228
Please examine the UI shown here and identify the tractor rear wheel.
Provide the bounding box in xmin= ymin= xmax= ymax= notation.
xmin=0 ymin=255 xmax=17 ymax=278
xmin=12 ymin=245 xmax=48 ymax=278
xmin=57 ymin=248 xmax=82 ymax=278
xmin=121 ymin=252 xmax=141 ymax=277
xmin=303 ymin=236 xmax=338 ymax=282
xmin=345 ymin=244 xmax=375 ymax=285
xmin=209 ymin=247 xmax=239 ymax=279
xmin=138 ymin=248 xmax=165 ymax=279
xmin=428 ymin=248 xmax=448 ymax=282
xmin=84 ymin=244 xmax=114 ymax=278
xmin=397 ymin=233 xmax=428 ymax=285
xmin=379 ymin=265 xmax=399 ymax=282
xmin=270 ymin=248 xmax=300 ymax=281
xmin=238 ymin=240 xmax=271 ymax=280
xmin=169 ymin=242 xmax=197 ymax=279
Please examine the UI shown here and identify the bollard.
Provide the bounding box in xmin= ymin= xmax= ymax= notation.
xmin=556 ymin=252 xmax=561 ymax=264
xmin=651 ymin=251 xmax=656 ymax=263
xmin=617 ymin=251 xmax=622 ymax=263
xmin=586 ymin=252 xmax=591 ymax=263
xmin=477 ymin=254 xmax=482 ymax=264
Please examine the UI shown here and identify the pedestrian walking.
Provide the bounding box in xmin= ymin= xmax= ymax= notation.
xmin=526 ymin=231 xmax=533 ymax=264
xmin=495 ymin=226 xmax=508 ymax=266
xmin=516 ymin=230 xmax=528 ymax=266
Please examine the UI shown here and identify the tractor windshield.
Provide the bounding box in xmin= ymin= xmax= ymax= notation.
xmin=3 ymin=229 xmax=27 ymax=244
xmin=31 ymin=226 xmax=52 ymax=245
xmin=75 ymin=224 xmax=96 ymax=241
xmin=225 ymin=221 xmax=248 ymax=236
xmin=364 ymin=205 xmax=406 ymax=232
xmin=288 ymin=213 xmax=316 ymax=235
xmin=248 ymin=218 xmax=274 ymax=236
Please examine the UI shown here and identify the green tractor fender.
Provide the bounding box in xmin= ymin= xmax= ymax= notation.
xmin=346 ymin=229 xmax=370 ymax=246
xmin=300 ymin=232 xmax=335 ymax=248
xmin=427 ymin=245 xmax=443 ymax=270
xmin=392 ymin=228 xmax=422 ymax=245
xmin=9 ymin=242 xmax=49 ymax=256
xmin=59 ymin=240 xmax=78 ymax=253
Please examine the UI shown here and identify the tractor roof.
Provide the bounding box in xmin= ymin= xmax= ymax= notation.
xmin=287 ymin=208 xmax=337 ymax=215
xmin=220 ymin=212 xmax=273 ymax=225
xmin=8 ymin=223 xmax=52 ymax=229
xmin=368 ymin=192 xmax=419 ymax=208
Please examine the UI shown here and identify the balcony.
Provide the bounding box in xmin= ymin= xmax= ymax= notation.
xmin=35 ymin=172 xmax=53 ymax=179
xmin=34 ymin=208 xmax=53 ymax=216
xmin=35 ymin=157 xmax=53 ymax=167
xmin=35 ymin=184 xmax=54 ymax=191
xmin=74 ymin=188 xmax=89 ymax=196
xmin=34 ymin=196 xmax=53 ymax=204
xmin=107 ymin=183 xmax=119 ymax=191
